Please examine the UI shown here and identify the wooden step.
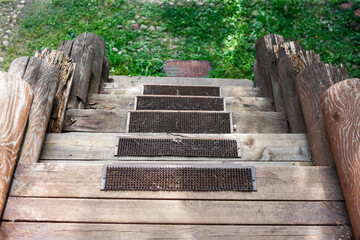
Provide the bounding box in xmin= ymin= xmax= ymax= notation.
xmin=10 ymin=163 xmax=340 ymax=200
xmin=64 ymin=110 xmax=288 ymax=133
xmin=100 ymin=84 xmax=261 ymax=97
xmin=126 ymin=111 xmax=233 ymax=134
xmin=86 ymin=94 xmax=275 ymax=112
xmin=40 ymin=133 xmax=311 ymax=161
xmin=1 ymin=222 xmax=352 ymax=240
xmin=109 ymin=75 xmax=254 ymax=87
xmin=3 ymin=197 xmax=348 ymax=225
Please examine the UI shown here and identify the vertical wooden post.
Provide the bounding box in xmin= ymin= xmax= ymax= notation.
xmin=277 ymin=48 xmax=320 ymax=133
xmin=0 ymin=72 xmax=33 ymax=217
xmin=296 ymin=62 xmax=348 ymax=166
xmin=255 ymin=34 xmax=286 ymax=105
xmin=321 ymin=78 xmax=360 ymax=238
xmin=18 ymin=57 xmax=59 ymax=163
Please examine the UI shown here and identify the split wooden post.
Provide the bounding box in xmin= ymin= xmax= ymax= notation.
xmin=321 ymin=78 xmax=360 ymax=239
xmin=35 ymin=49 xmax=75 ymax=133
xmin=277 ymin=47 xmax=320 ymax=133
xmin=0 ymin=72 xmax=33 ymax=217
xmin=296 ymin=62 xmax=348 ymax=166
xmin=16 ymin=57 xmax=60 ymax=163
xmin=255 ymin=34 xmax=286 ymax=112
xmin=58 ymin=32 xmax=106 ymax=109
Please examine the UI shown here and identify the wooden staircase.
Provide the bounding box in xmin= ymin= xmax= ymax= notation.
xmin=0 ymin=76 xmax=351 ymax=239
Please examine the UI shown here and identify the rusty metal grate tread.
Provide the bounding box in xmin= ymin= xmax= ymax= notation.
xmin=135 ymin=95 xmax=225 ymax=111
xmin=114 ymin=137 xmax=241 ymax=158
xmin=101 ymin=164 xmax=256 ymax=191
xmin=143 ymin=85 xmax=221 ymax=96
xmin=127 ymin=111 xmax=233 ymax=134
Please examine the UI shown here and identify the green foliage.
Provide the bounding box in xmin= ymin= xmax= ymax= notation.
xmin=3 ymin=0 xmax=360 ymax=79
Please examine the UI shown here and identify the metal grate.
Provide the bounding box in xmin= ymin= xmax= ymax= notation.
xmin=127 ymin=111 xmax=233 ymax=134
xmin=135 ymin=96 xmax=225 ymax=111
xmin=114 ymin=137 xmax=241 ymax=158
xmin=101 ymin=164 xmax=256 ymax=191
xmin=143 ymin=85 xmax=220 ymax=96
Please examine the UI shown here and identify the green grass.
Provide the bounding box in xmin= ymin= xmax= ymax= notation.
xmin=2 ymin=0 xmax=359 ymax=79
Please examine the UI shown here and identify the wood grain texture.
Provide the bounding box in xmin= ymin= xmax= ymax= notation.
xmin=100 ymin=56 xmax=110 ymax=83
xmin=321 ymin=78 xmax=360 ymax=239
xmin=255 ymin=33 xmax=286 ymax=112
xmin=276 ymin=43 xmax=320 ymax=133
xmin=10 ymin=163 xmax=341 ymax=200
xmin=0 ymin=223 xmax=352 ymax=240
xmin=296 ymin=61 xmax=348 ymax=166
xmin=0 ymin=72 xmax=33 ymax=216
xmin=67 ymin=42 xmax=94 ymax=109
xmin=63 ymin=109 xmax=288 ymax=133
xmin=19 ymin=57 xmax=59 ymax=163
xmin=7 ymin=56 xmax=30 ymax=79
xmin=40 ymin=133 xmax=311 ymax=161
xmin=3 ymin=197 xmax=349 ymax=225
xmin=57 ymin=40 xmax=74 ymax=57
xmin=36 ymin=49 xmax=75 ymax=133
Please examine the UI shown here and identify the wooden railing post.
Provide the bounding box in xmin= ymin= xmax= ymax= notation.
xmin=321 ymin=78 xmax=360 ymax=238
xmin=0 ymin=72 xmax=33 ymax=217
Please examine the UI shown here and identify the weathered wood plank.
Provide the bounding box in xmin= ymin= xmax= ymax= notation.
xmin=63 ymin=109 xmax=288 ymax=133
xmin=296 ymin=62 xmax=348 ymax=166
xmin=57 ymin=40 xmax=74 ymax=57
xmin=7 ymin=56 xmax=29 ymax=79
xmin=276 ymin=43 xmax=320 ymax=133
xmin=19 ymin=57 xmax=59 ymax=164
xmin=86 ymin=94 xmax=274 ymax=112
xmin=10 ymin=163 xmax=342 ymax=200
xmin=40 ymin=132 xmax=311 ymax=161
xmin=101 ymin=56 xmax=110 ymax=83
xmin=67 ymin=44 xmax=94 ymax=109
xmin=0 ymin=72 xmax=33 ymax=216
xmin=100 ymin=83 xmax=261 ymax=97
xmin=321 ymin=78 xmax=360 ymax=239
xmin=35 ymin=49 xmax=75 ymax=133
xmin=3 ymin=197 xmax=349 ymax=225
xmin=0 ymin=223 xmax=352 ymax=240
xmin=255 ymin=34 xmax=286 ymax=111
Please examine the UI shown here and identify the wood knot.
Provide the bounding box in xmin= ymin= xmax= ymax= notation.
xmin=333 ymin=112 xmax=340 ymax=121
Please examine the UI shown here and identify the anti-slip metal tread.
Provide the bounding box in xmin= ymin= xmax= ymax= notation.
xmin=101 ymin=164 xmax=256 ymax=191
xmin=143 ymin=84 xmax=221 ymax=96
xmin=126 ymin=111 xmax=233 ymax=134
xmin=114 ymin=137 xmax=241 ymax=158
xmin=135 ymin=95 xmax=225 ymax=111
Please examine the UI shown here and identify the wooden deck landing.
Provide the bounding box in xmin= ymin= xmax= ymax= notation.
xmin=0 ymin=76 xmax=352 ymax=239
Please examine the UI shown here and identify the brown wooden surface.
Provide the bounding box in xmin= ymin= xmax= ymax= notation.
xmin=0 ymin=72 xmax=33 ymax=217
xmin=321 ymin=78 xmax=360 ymax=239
xmin=63 ymin=109 xmax=288 ymax=133
xmin=40 ymin=132 xmax=311 ymax=161
xmin=3 ymin=197 xmax=349 ymax=225
xmin=0 ymin=223 xmax=352 ymax=240
xmin=255 ymin=34 xmax=286 ymax=112
xmin=18 ymin=57 xmax=59 ymax=163
xmin=101 ymin=56 xmax=110 ymax=83
xmin=10 ymin=163 xmax=341 ymax=200
xmin=67 ymin=42 xmax=94 ymax=109
xmin=7 ymin=56 xmax=29 ymax=79
xmin=57 ymin=40 xmax=74 ymax=57
xmin=296 ymin=61 xmax=348 ymax=166
xmin=275 ymin=43 xmax=320 ymax=133
xmin=36 ymin=49 xmax=75 ymax=133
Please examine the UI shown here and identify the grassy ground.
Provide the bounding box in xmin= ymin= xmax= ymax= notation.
xmin=1 ymin=0 xmax=359 ymax=79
